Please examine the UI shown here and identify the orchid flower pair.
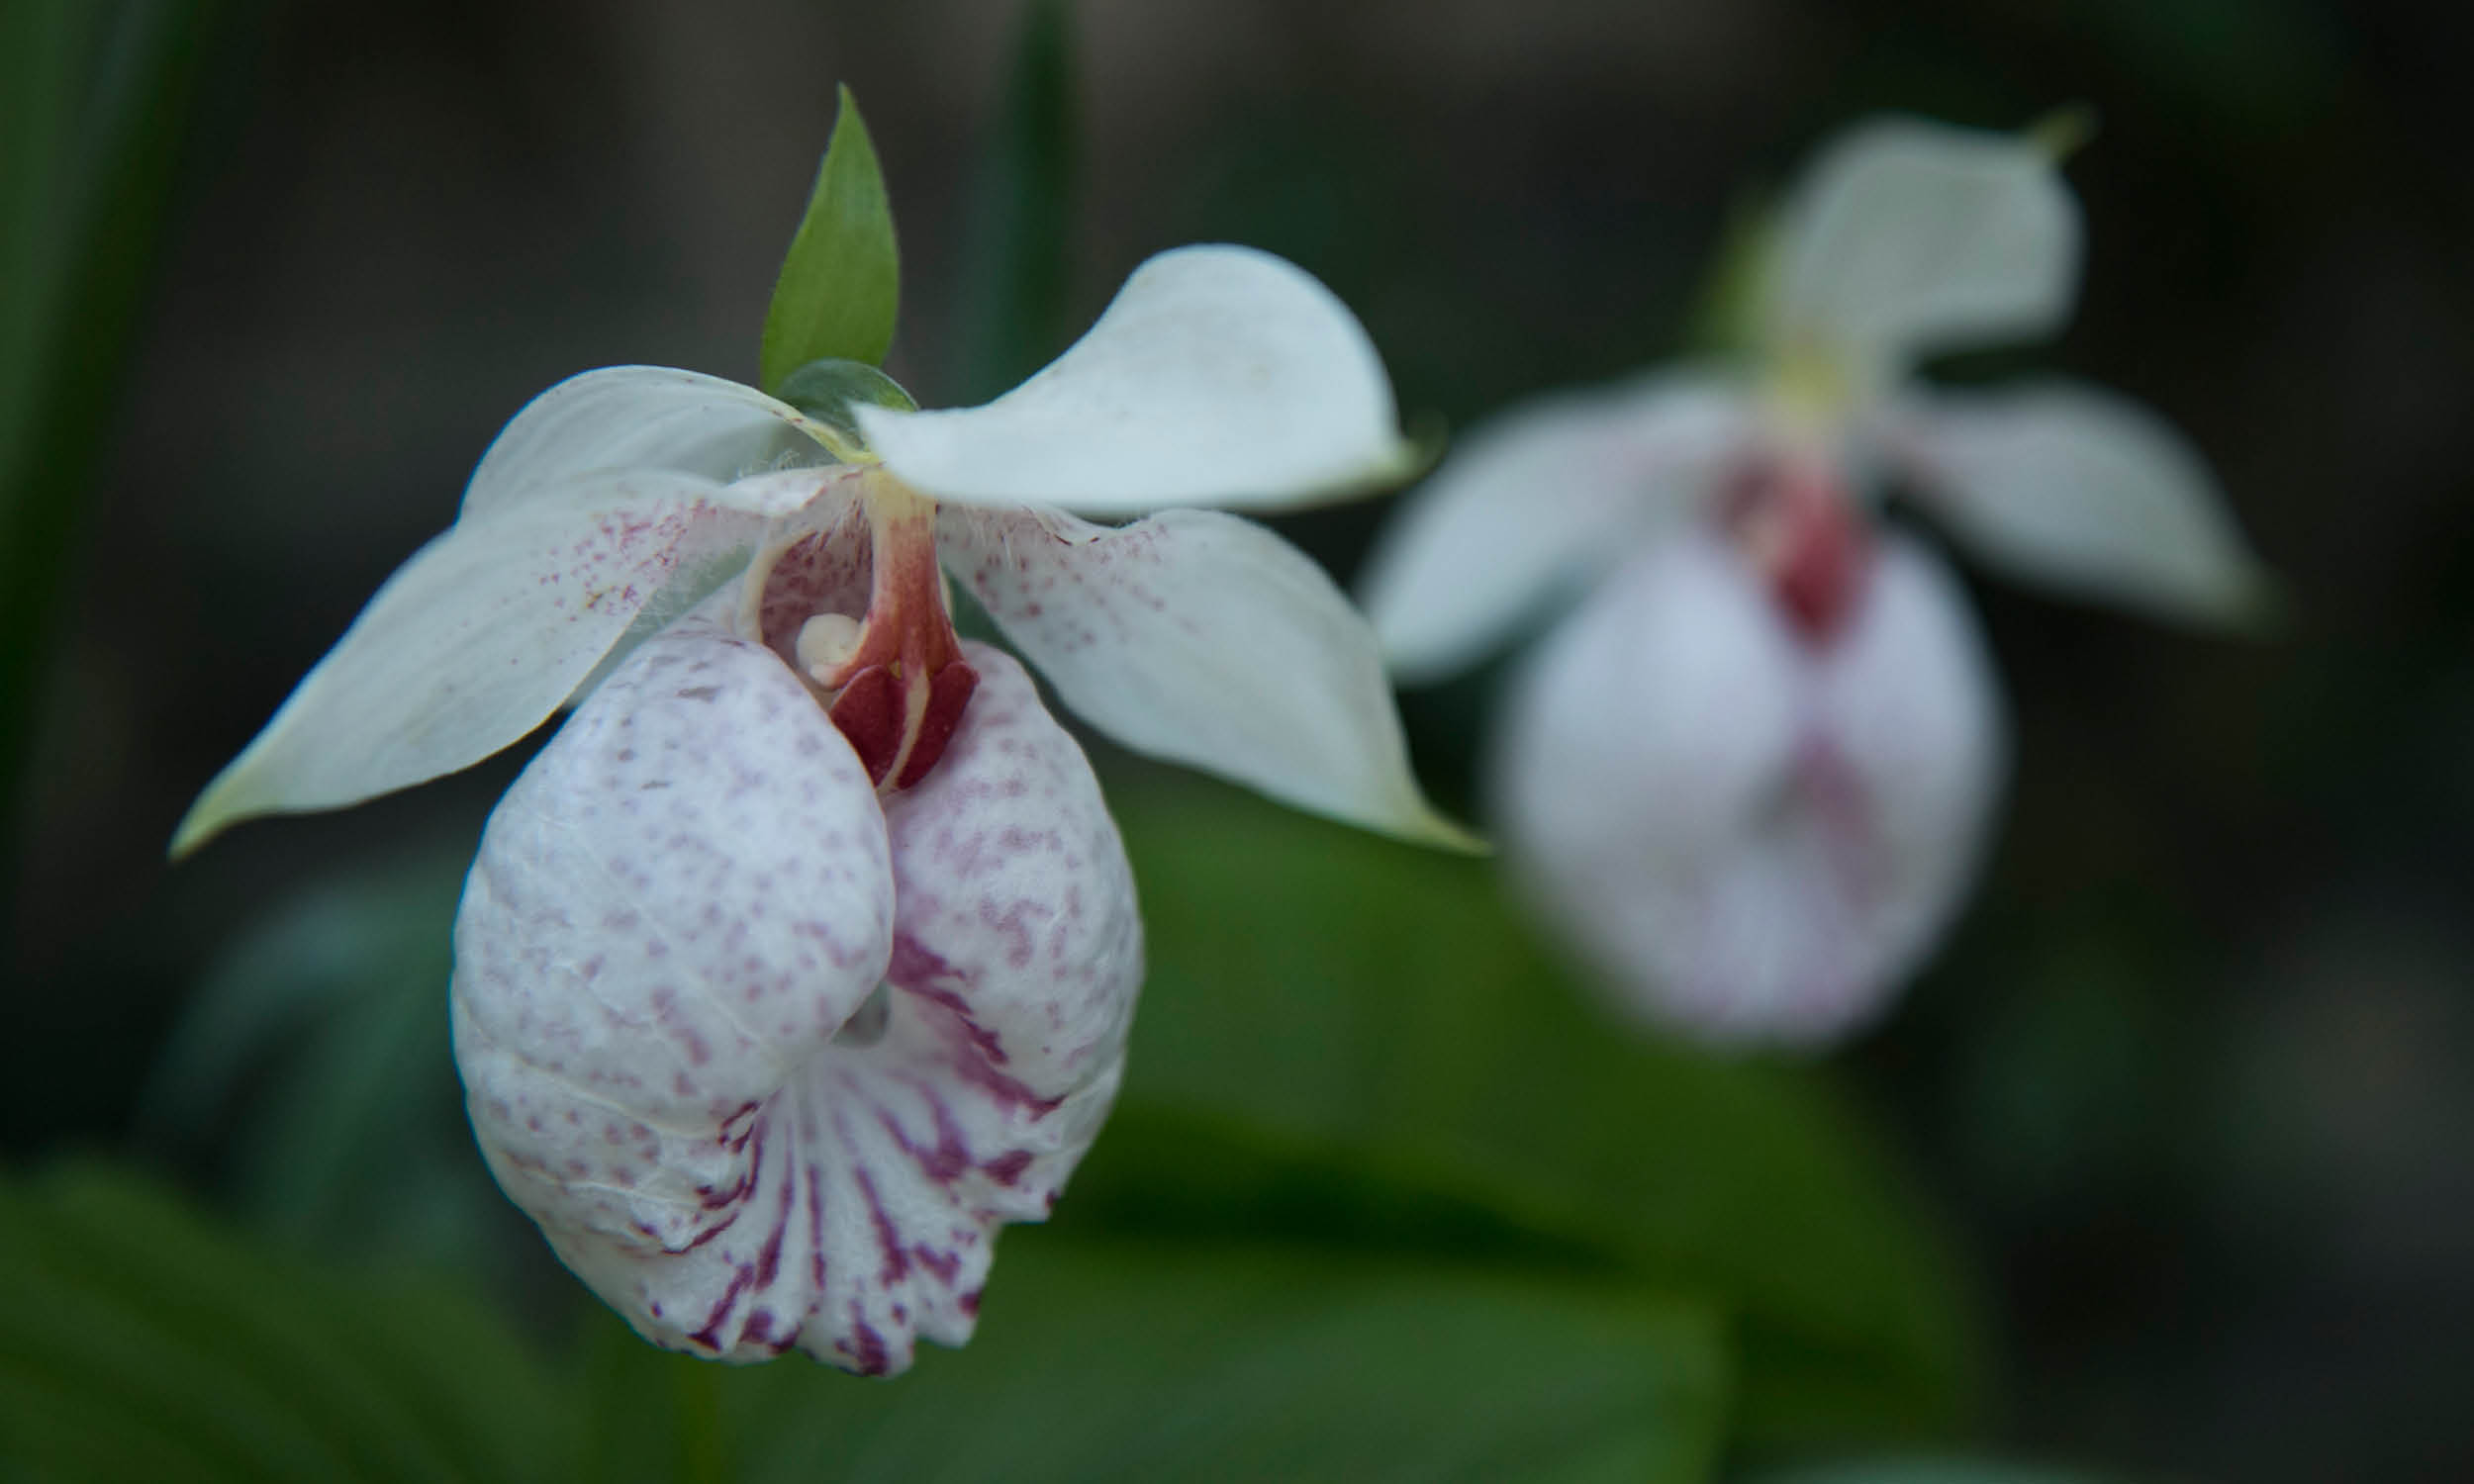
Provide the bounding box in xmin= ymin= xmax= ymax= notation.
xmin=1362 ymin=117 xmax=2273 ymax=1048
xmin=175 ymin=94 xmax=1465 ymax=1374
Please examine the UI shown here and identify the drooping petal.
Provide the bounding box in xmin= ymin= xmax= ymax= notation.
xmin=1497 ymin=529 xmax=2002 ymax=1047
xmin=941 ymin=504 xmax=1477 ymax=850
xmin=455 ymin=621 xmax=1139 ymax=1373
xmin=1886 ymin=379 xmax=2276 ymax=625
xmin=461 ymin=366 xmax=840 ymax=520
xmin=1357 ymin=373 xmax=1757 ymax=683
xmin=170 ymin=472 xmax=800 ymax=856
xmin=854 ymin=245 xmax=1416 ymax=515
xmin=1764 ymin=118 xmax=2080 ymax=386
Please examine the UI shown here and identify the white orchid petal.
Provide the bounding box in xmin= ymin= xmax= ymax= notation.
xmin=1767 ymin=118 xmax=2080 ymax=382
xmin=1890 ymin=380 xmax=2275 ymax=625
xmin=856 ymin=245 xmax=1415 ymax=515
xmin=1359 ymin=373 xmax=1756 ymax=682
xmin=942 ymin=505 xmax=1475 ymax=850
xmin=171 ymin=474 xmax=763 ymax=856
xmin=1498 ymin=531 xmax=2002 ymax=1047
xmin=463 ymin=366 xmax=837 ymax=520
xmin=455 ymin=622 xmax=1138 ymax=1373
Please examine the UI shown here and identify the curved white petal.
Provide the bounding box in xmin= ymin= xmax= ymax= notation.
xmin=1765 ymin=118 xmax=2080 ymax=384
xmin=171 ymin=473 xmax=773 ymax=856
xmin=1358 ymin=373 xmax=1756 ymax=683
xmin=455 ymin=623 xmax=1139 ymax=1373
xmin=942 ymin=505 xmax=1476 ymax=850
xmin=856 ymin=245 xmax=1416 ymax=515
xmin=1497 ymin=530 xmax=2002 ymax=1047
xmin=1888 ymin=380 xmax=2276 ymax=625
xmin=462 ymin=366 xmax=839 ymax=521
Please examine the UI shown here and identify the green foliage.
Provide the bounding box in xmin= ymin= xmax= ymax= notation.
xmin=0 ymin=0 xmax=214 ymax=849
xmin=136 ymin=847 xmax=516 ymax=1270
xmin=1748 ymin=1462 xmax=2135 ymax=1484
xmin=759 ymin=86 xmax=900 ymax=393
xmin=1089 ymin=775 xmax=1987 ymax=1449
xmin=954 ymin=0 xmax=1079 ymax=403
xmin=0 ymin=1167 xmax=1731 ymax=1482
xmin=585 ymin=1233 xmax=1729 ymax=1484
xmin=0 ymin=1164 xmax=572 ymax=1483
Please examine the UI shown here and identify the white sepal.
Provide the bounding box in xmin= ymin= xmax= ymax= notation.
xmin=857 ymin=245 xmax=1416 ymax=515
xmin=1765 ymin=118 xmax=2080 ymax=386
xmin=1890 ymin=379 xmax=2275 ymax=625
xmin=172 ymin=473 xmax=761 ymax=856
xmin=462 ymin=366 xmax=836 ymax=520
xmin=1358 ymin=373 xmax=1755 ymax=683
xmin=940 ymin=504 xmax=1478 ymax=850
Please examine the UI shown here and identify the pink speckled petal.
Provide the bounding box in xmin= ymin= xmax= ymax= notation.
xmin=455 ymin=621 xmax=1137 ymax=1373
xmin=941 ymin=505 xmax=1476 ymax=850
xmin=173 ymin=474 xmax=779 ymax=857
xmin=1358 ymin=372 xmax=1756 ymax=683
xmin=1497 ymin=530 xmax=2002 ymax=1047
xmin=461 ymin=366 xmax=840 ymax=521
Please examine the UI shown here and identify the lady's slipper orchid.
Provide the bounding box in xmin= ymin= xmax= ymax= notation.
xmin=1360 ymin=118 xmax=2273 ymax=1048
xmin=176 ymin=242 xmax=1465 ymax=1372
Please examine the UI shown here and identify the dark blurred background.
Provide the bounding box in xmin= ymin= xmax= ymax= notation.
xmin=6 ymin=1 xmax=2472 ymax=1480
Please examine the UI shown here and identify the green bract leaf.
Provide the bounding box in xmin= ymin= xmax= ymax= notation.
xmin=1085 ymin=777 xmax=1987 ymax=1451
xmin=584 ymin=1231 xmax=1732 ymax=1484
xmin=0 ymin=1164 xmax=573 ymax=1484
xmin=773 ymin=355 xmax=917 ymax=452
xmin=760 ymin=85 xmax=900 ymax=391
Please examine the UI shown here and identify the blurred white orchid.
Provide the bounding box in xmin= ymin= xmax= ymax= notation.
xmin=1361 ymin=118 xmax=2273 ymax=1048
xmin=176 ymin=244 xmax=1464 ymax=1371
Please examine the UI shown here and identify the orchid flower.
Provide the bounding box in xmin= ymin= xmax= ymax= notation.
xmin=175 ymin=95 xmax=1463 ymax=1373
xmin=1360 ymin=117 xmax=2273 ymax=1048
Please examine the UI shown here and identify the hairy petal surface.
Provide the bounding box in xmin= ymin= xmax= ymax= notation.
xmin=454 ymin=628 xmax=1138 ymax=1372
xmin=1889 ymin=380 xmax=2276 ymax=625
xmin=461 ymin=366 xmax=838 ymax=520
xmin=1765 ymin=117 xmax=2080 ymax=385
xmin=942 ymin=504 xmax=1476 ymax=850
xmin=172 ymin=474 xmax=781 ymax=855
xmin=1498 ymin=530 xmax=2002 ymax=1047
xmin=1358 ymin=373 xmax=1756 ymax=682
xmin=855 ymin=245 xmax=1416 ymax=515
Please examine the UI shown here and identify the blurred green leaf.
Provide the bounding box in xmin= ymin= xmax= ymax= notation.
xmin=0 ymin=0 xmax=213 ymax=845
xmin=1748 ymin=1461 xmax=2135 ymax=1484
xmin=0 ymin=1164 xmax=1728 ymax=1482
xmin=139 ymin=847 xmax=512 ymax=1269
xmin=760 ymin=85 xmax=899 ymax=391
xmin=954 ymin=0 xmax=1077 ymax=403
xmin=1088 ymin=776 xmax=1986 ymax=1449
xmin=585 ymin=1229 xmax=1731 ymax=1484
xmin=0 ymin=1163 xmax=572 ymax=1484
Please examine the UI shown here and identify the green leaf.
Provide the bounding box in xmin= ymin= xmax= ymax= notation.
xmin=137 ymin=847 xmax=516 ymax=1271
xmin=760 ymin=85 xmax=900 ymax=391
xmin=1748 ymin=1461 xmax=2136 ymax=1484
xmin=586 ymin=1230 xmax=1732 ymax=1484
xmin=1082 ymin=775 xmax=1988 ymax=1451
xmin=954 ymin=0 xmax=1078 ymax=403
xmin=0 ymin=1163 xmax=573 ymax=1484
xmin=1 ymin=0 xmax=215 ymax=850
